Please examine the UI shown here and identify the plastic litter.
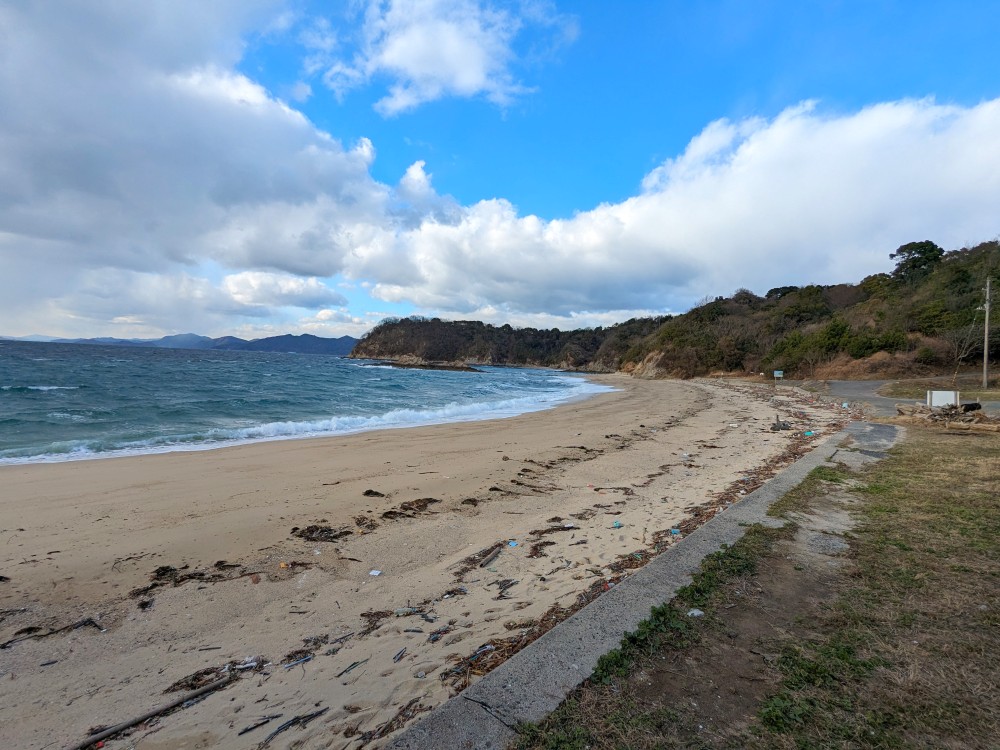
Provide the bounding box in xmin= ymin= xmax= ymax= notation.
xmin=507 ymin=540 xmax=518 ymax=547
xmin=369 ymin=570 xmax=382 ymax=576
xmin=670 ymin=528 xmax=680 ymax=535
xmin=611 ymin=520 xmax=623 ymax=529
xmin=803 ymin=431 xmax=815 ymax=437
xmin=283 ymin=655 xmax=313 ymax=669
xmin=687 ymin=608 xmax=705 ymax=617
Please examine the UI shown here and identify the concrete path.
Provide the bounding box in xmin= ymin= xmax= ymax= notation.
xmin=387 ymin=422 xmax=901 ymax=750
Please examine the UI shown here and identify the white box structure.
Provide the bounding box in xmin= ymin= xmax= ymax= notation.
xmin=927 ymin=390 xmax=960 ymax=407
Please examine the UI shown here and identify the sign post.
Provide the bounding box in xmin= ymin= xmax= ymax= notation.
xmin=773 ymin=370 xmax=783 ymax=387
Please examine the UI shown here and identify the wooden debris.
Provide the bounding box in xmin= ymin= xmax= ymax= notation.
xmin=1 ymin=617 xmax=104 ymax=650
xmin=66 ymin=674 xmax=235 ymax=750
xmin=478 ymin=546 xmax=502 ymax=568
xmin=354 ymin=515 xmax=379 ymax=531
xmin=528 ymin=524 xmax=576 ymax=537
xmin=259 ymin=706 xmax=329 ymax=747
xmin=452 ymin=541 xmax=504 ymax=579
xmin=237 ymin=714 xmax=282 ymax=736
xmin=526 ymin=540 xmax=556 ymax=558
xmin=359 ymin=610 xmax=392 ymax=636
xmin=357 ymin=698 xmax=429 ymax=746
xmin=290 ymin=524 xmax=351 ymax=543
xmin=336 ymin=658 xmax=369 ymax=678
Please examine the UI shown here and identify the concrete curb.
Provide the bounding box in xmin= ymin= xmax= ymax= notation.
xmin=387 ymin=422 xmax=901 ymax=750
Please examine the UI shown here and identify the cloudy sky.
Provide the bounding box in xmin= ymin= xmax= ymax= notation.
xmin=2 ymin=1 xmax=999 ymax=340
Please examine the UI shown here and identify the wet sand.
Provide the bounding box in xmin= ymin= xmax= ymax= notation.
xmin=0 ymin=377 xmax=850 ymax=749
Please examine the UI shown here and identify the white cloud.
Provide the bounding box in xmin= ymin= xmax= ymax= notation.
xmin=0 ymin=2 xmax=389 ymax=336
xmin=37 ymin=270 xmax=258 ymax=340
xmin=289 ymin=80 xmax=313 ymax=102
xmin=442 ymin=306 xmax=673 ymax=331
xmin=364 ymin=98 xmax=1000 ymax=315
xmin=222 ymin=272 xmax=347 ymax=307
xmin=1 ymin=2 xmax=999 ymax=342
xmin=315 ymin=0 xmax=572 ymax=115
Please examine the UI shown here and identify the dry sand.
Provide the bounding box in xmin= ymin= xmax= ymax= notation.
xmin=0 ymin=377 xmax=851 ymax=749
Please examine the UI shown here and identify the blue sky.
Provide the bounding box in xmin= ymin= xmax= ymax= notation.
xmin=1 ymin=1 xmax=999 ymax=339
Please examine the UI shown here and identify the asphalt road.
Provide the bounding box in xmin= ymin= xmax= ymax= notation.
xmin=822 ymin=380 xmax=918 ymax=417
xmin=794 ymin=380 xmax=999 ymax=417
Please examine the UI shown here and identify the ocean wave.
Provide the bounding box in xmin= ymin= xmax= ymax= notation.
xmin=0 ymin=377 xmax=615 ymax=464
xmin=1 ymin=385 xmax=81 ymax=392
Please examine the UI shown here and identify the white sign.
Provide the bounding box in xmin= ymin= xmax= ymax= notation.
xmin=927 ymin=390 xmax=959 ymax=407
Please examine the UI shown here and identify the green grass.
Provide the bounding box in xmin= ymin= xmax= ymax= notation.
xmin=746 ymin=428 xmax=1000 ymax=749
xmin=589 ymin=526 xmax=781 ymax=684
xmin=767 ymin=464 xmax=850 ymax=516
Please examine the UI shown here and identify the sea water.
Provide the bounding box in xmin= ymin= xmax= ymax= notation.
xmin=0 ymin=341 xmax=613 ymax=463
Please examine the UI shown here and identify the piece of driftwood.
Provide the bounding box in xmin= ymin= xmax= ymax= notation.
xmin=259 ymin=706 xmax=329 ymax=747
xmin=237 ymin=713 xmax=283 ymax=736
xmin=945 ymin=421 xmax=1000 ymax=432
xmin=65 ymin=673 xmax=234 ymax=750
xmin=2 ymin=617 xmax=104 ymax=650
xmin=478 ymin=546 xmax=502 ymax=568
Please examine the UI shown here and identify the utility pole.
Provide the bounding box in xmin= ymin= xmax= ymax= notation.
xmin=984 ymin=277 xmax=992 ymax=390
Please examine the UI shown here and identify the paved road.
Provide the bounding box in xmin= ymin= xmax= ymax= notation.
xmin=803 ymin=380 xmax=999 ymax=417
xmin=823 ymin=380 xmax=918 ymax=417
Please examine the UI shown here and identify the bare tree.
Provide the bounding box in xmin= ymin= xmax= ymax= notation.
xmin=940 ymin=317 xmax=983 ymax=387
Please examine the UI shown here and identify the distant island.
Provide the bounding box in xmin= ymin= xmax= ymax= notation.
xmin=3 ymin=332 xmax=359 ymax=356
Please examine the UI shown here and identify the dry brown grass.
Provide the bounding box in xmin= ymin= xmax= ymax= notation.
xmin=877 ymin=373 xmax=1000 ymax=400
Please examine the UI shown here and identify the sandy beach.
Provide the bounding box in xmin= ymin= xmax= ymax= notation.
xmin=0 ymin=377 xmax=852 ymax=749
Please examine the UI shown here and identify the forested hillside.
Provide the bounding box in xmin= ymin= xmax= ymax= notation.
xmin=351 ymin=240 xmax=999 ymax=378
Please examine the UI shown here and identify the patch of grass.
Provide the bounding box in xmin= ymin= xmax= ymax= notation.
xmin=588 ymin=526 xmax=781 ymax=685
xmin=514 ymin=525 xmax=785 ymax=749
xmin=876 ymin=376 xmax=1000 ymax=400
xmin=747 ymin=426 xmax=1000 ymax=749
xmin=768 ymin=464 xmax=850 ymax=516
xmin=810 ymin=465 xmax=848 ymax=484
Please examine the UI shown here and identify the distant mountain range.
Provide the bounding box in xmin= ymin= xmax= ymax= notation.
xmin=2 ymin=332 xmax=359 ymax=356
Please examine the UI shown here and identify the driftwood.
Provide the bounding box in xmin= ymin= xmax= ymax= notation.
xmin=259 ymin=706 xmax=329 ymax=747
xmin=945 ymin=421 xmax=1000 ymax=432
xmin=897 ymin=402 xmax=997 ymax=424
xmin=65 ymin=673 xmax=234 ymax=750
xmin=2 ymin=617 xmax=104 ymax=650
xmin=478 ymin=546 xmax=503 ymax=568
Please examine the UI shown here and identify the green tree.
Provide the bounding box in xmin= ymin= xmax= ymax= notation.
xmin=890 ymin=240 xmax=944 ymax=281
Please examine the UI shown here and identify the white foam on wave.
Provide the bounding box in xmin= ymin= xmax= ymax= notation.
xmin=0 ymin=374 xmax=615 ymax=465
xmin=1 ymin=385 xmax=80 ymax=391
